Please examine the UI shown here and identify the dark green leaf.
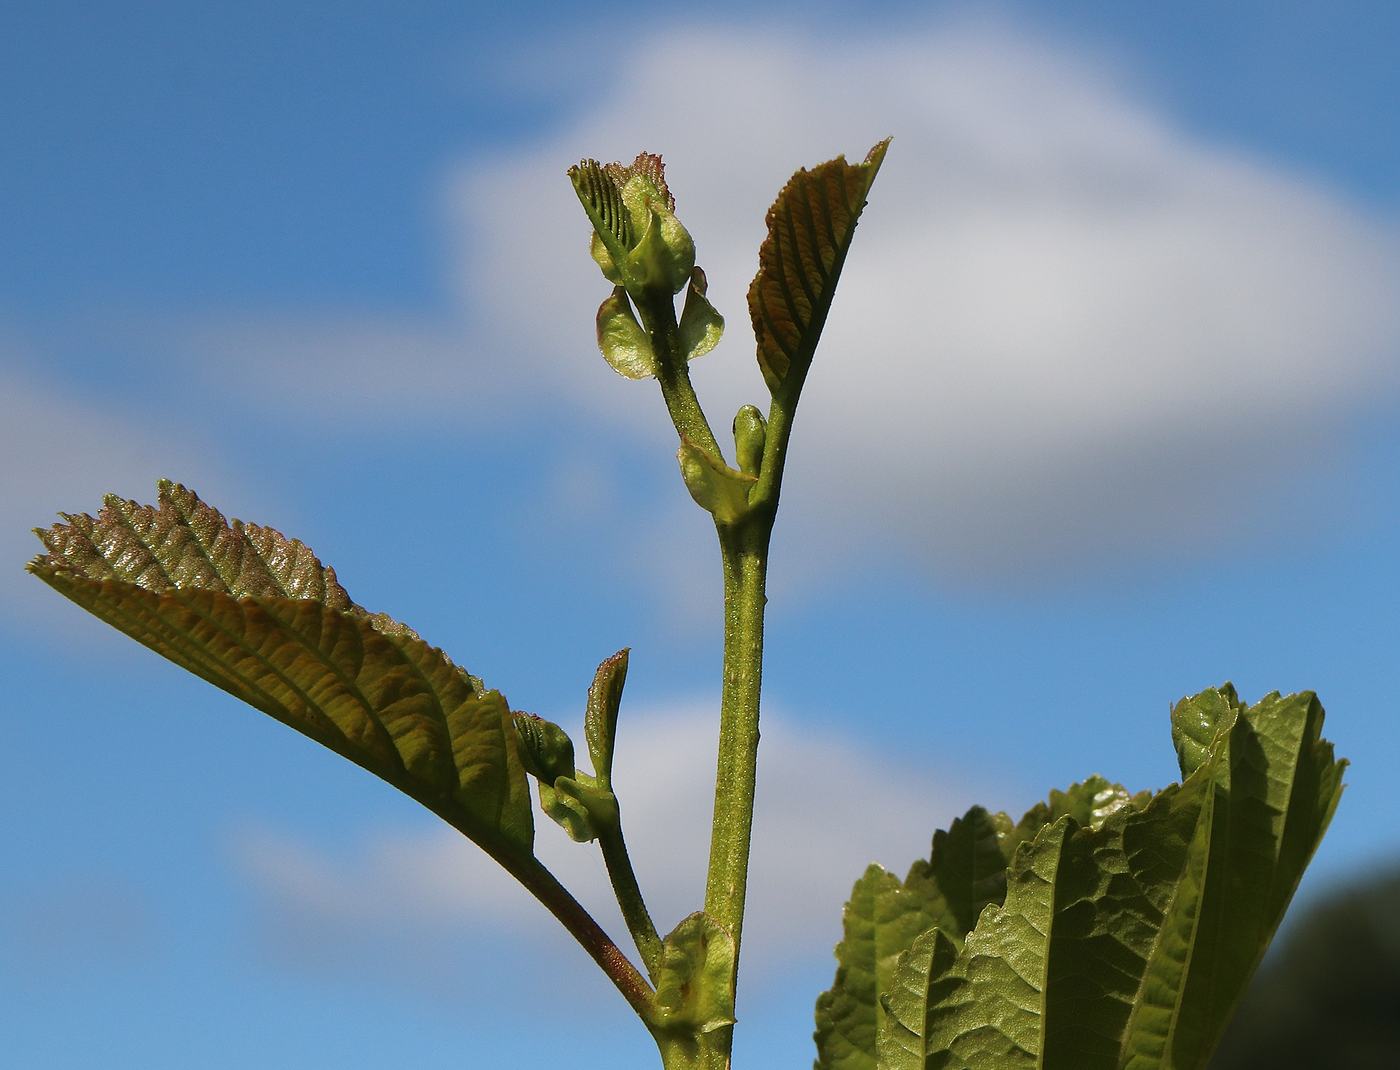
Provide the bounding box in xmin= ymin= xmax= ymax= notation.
xmin=859 ymin=686 xmax=1344 ymax=1070
xmin=815 ymin=864 xmax=951 ymax=1070
xmin=815 ymin=782 xmax=1140 ymax=1070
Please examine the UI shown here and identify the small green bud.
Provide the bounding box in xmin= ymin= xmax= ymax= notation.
xmin=538 ymin=776 xmax=595 ymax=842
xmin=512 ymin=712 xmax=576 ymax=785
xmin=538 ymin=773 xmax=619 ymax=844
xmin=732 ymin=404 xmax=766 ymax=476
xmin=624 ymin=204 xmax=695 ymax=296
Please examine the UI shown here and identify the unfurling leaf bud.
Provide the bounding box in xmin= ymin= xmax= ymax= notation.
xmin=512 ymin=711 xmax=576 ymax=785
xmin=625 ymin=202 xmax=695 ymax=296
xmin=584 ymin=649 xmax=629 ymax=789
xmin=570 ymin=153 xmax=695 ymax=297
xmin=732 ymin=404 xmax=766 ymax=476
xmin=539 ymin=773 xmax=619 ymax=844
xmin=596 ymin=287 xmax=657 ymax=379
xmin=538 ymin=776 xmax=597 ymax=842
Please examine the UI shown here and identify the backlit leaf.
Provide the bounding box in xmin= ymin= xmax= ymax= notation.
xmin=29 ymin=480 xmax=534 ymax=858
xmin=845 ymin=687 xmax=1344 ymax=1070
xmin=815 ymin=786 xmax=1128 ymax=1069
xmin=749 ymin=139 xmax=890 ymax=396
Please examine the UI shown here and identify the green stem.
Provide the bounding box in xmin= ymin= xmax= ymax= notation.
xmin=655 ymin=1030 xmax=733 ymax=1070
xmin=697 ymin=518 xmax=771 ymax=1065
xmin=599 ymin=814 xmax=664 ymax=978
xmin=638 ymin=288 xmax=779 ymax=1069
xmin=639 ymin=296 xmax=723 ymax=459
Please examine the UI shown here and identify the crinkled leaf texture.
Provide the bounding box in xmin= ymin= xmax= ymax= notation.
xmin=29 ymin=480 xmax=535 ymax=860
xmin=749 ymin=138 xmax=890 ymax=396
xmin=815 ymin=687 xmax=1344 ymax=1070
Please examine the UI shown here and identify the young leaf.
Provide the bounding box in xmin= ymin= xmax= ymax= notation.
xmin=859 ymin=686 xmax=1344 ymax=1070
xmin=28 ymin=480 xmax=535 ymax=858
xmin=749 ymin=139 xmax=890 ymax=397
xmin=570 ymin=153 xmax=695 ymax=296
xmin=650 ymin=913 xmax=738 ymax=1035
xmin=1164 ymin=687 xmax=1347 ymax=1065
xmin=814 ymin=864 xmax=951 ymax=1070
xmin=678 ymin=266 xmax=725 ymax=362
xmin=878 ymin=928 xmax=960 ymax=1070
xmin=677 ymin=438 xmax=757 ymax=524
xmin=597 ymin=286 xmax=658 ymax=378
xmin=513 ymin=710 xmax=577 ymax=784
xmin=584 ymin=648 xmax=629 ymax=789
xmin=815 ymin=781 xmax=1138 ymax=1069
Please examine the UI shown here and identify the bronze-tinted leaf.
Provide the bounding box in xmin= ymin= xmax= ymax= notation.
xmin=29 ymin=481 xmax=533 ymax=857
xmin=748 ymin=139 xmax=889 ymax=396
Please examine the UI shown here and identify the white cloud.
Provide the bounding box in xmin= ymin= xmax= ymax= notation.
xmin=447 ymin=19 xmax=1400 ymax=581
xmin=232 ymin=704 xmax=983 ymax=989
xmin=141 ymin=18 xmax=1400 ymax=584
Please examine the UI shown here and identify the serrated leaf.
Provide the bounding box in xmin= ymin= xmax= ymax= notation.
xmin=861 ymin=687 xmax=1344 ymax=1070
xmin=749 ymin=139 xmax=889 ymax=397
xmin=815 ymin=865 xmax=945 ymax=1070
xmin=880 ymin=929 xmax=961 ymax=1070
xmin=29 ymin=480 xmax=534 ymax=858
xmin=816 ymin=781 xmax=1140 ymax=1070
xmin=571 ymin=158 xmax=635 ymax=270
xmin=1166 ymin=688 xmax=1346 ymax=1065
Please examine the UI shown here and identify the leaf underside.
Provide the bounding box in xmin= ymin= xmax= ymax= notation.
xmin=815 ymin=688 xmax=1344 ymax=1070
xmin=749 ymin=138 xmax=890 ymax=396
xmin=29 ymin=480 xmax=534 ymax=858
xmin=815 ymin=777 xmax=1138 ymax=1070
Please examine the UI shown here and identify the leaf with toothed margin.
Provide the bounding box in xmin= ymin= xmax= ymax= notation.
xmin=814 ymin=779 xmax=1137 ymax=1070
xmin=749 ymin=139 xmax=889 ymax=397
xmin=28 ymin=480 xmax=534 ymax=859
xmin=824 ymin=686 xmax=1343 ymax=1070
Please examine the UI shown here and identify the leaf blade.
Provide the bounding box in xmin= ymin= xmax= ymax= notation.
xmin=860 ymin=687 xmax=1344 ymax=1070
xmin=29 ymin=482 xmax=534 ymax=857
xmin=749 ymin=139 xmax=889 ymax=396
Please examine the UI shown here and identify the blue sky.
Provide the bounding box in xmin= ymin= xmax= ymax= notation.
xmin=3 ymin=3 xmax=1398 ymax=1067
